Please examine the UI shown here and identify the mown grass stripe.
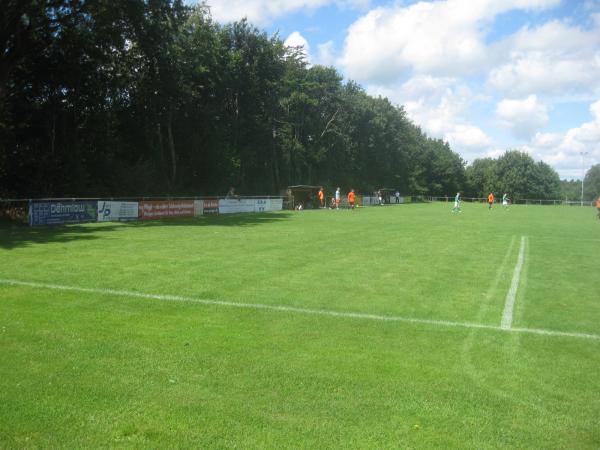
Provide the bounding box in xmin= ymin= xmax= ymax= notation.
xmin=1 ymin=278 xmax=598 ymax=341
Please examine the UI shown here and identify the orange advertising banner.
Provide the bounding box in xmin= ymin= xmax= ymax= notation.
xmin=139 ymin=200 xmax=195 ymax=219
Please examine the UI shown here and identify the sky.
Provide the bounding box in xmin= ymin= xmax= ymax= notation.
xmin=201 ymin=0 xmax=600 ymax=179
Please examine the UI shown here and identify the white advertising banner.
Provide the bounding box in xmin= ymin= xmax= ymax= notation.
xmin=218 ymin=198 xmax=283 ymax=214
xmin=194 ymin=200 xmax=204 ymax=216
xmin=254 ymin=198 xmax=268 ymax=212
xmin=97 ymin=201 xmax=139 ymax=222
xmin=219 ymin=198 xmax=256 ymax=214
xmin=254 ymin=198 xmax=283 ymax=212
xmin=270 ymin=198 xmax=283 ymax=211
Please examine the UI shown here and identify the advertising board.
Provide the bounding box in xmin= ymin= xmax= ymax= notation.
xmin=219 ymin=198 xmax=256 ymax=214
xmin=254 ymin=198 xmax=283 ymax=212
xmin=97 ymin=201 xmax=139 ymax=222
xmin=29 ymin=200 xmax=98 ymax=226
xmin=193 ymin=200 xmax=204 ymax=216
xmin=203 ymin=198 xmax=219 ymax=215
xmin=268 ymin=198 xmax=283 ymax=211
xmin=138 ymin=200 xmax=195 ymax=220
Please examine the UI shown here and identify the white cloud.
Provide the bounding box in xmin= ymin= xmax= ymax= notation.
xmin=368 ymin=77 xmax=464 ymax=134
xmin=367 ymin=76 xmax=493 ymax=162
xmin=521 ymin=100 xmax=600 ymax=178
xmin=316 ymin=41 xmax=335 ymax=66
xmin=284 ymin=31 xmax=311 ymax=62
xmin=207 ymin=0 xmax=370 ymax=25
xmin=531 ymin=131 xmax=562 ymax=148
xmin=561 ymin=101 xmax=600 ymax=150
xmin=488 ymin=20 xmax=600 ymax=97
xmin=496 ymin=95 xmax=549 ymax=140
xmin=445 ymin=125 xmax=493 ymax=150
xmin=338 ymin=0 xmax=559 ymax=82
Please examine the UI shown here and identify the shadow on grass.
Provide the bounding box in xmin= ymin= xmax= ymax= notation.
xmin=0 ymin=211 xmax=294 ymax=250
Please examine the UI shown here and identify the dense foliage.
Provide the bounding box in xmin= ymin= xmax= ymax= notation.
xmin=558 ymin=164 xmax=600 ymax=202
xmin=583 ymin=164 xmax=600 ymax=200
xmin=2 ymin=1 xmax=577 ymax=201
xmin=560 ymin=179 xmax=583 ymax=201
xmin=466 ymin=150 xmax=562 ymax=200
xmin=0 ymin=1 xmax=465 ymax=198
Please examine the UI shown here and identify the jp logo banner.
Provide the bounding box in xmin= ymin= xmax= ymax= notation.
xmin=30 ymin=201 xmax=98 ymax=226
xmin=98 ymin=201 xmax=139 ymax=222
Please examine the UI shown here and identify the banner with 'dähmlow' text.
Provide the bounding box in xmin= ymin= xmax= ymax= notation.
xmin=29 ymin=200 xmax=98 ymax=226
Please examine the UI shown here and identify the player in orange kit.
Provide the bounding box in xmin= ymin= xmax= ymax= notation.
xmin=487 ymin=192 xmax=494 ymax=210
xmin=348 ymin=189 xmax=356 ymax=210
xmin=318 ymin=187 xmax=325 ymax=208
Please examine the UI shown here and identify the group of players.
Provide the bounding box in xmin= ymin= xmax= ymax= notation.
xmin=454 ymin=193 xmax=600 ymax=216
xmin=452 ymin=192 xmax=510 ymax=213
xmin=311 ymin=187 xmax=600 ymax=217
xmin=317 ymin=187 xmax=356 ymax=210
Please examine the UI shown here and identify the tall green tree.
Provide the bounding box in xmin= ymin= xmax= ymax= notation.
xmin=466 ymin=151 xmax=560 ymax=200
xmin=1 ymin=3 xmax=468 ymax=198
xmin=583 ymin=164 xmax=600 ymax=201
xmin=560 ymin=179 xmax=581 ymax=201
xmin=465 ymin=158 xmax=497 ymax=197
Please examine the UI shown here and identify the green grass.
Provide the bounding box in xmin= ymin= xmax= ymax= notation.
xmin=1 ymin=202 xmax=599 ymax=448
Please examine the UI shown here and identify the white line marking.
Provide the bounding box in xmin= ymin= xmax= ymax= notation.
xmin=501 ymin=236 xmax=527 ymax=329
xmin=1 ymin=278 xmax=598 ymax=341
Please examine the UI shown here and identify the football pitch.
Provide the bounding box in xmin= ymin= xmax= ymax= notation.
xmin=1 ymin=202 xmax=599 ymax=448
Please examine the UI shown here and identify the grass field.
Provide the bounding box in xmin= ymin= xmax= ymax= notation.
xmin=1 ymin=202 xmax=599 ymax=448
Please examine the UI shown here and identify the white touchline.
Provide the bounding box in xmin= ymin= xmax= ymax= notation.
xmin=1 ymin=278 xmax=599 ymax=341
xmin=501 ymin=236 xmax=527 ymax=330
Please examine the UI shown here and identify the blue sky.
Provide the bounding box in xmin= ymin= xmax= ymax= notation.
xmin=203 ymin=0 xmax=600 ymax=179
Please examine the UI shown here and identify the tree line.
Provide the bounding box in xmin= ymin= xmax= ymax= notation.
xmin=1 ymin=1 xmax=597 ymax=201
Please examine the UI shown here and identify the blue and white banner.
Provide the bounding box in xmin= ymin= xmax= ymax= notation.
xmin=219 ymin=198 xmax=283 ymax=214
xmin=97 ymin=201 xmax=138 ymax=222
xmin=29 ymin=201 xmax=98 ymax=226
xmin=255 ymin=198 xmax=283 ymax=212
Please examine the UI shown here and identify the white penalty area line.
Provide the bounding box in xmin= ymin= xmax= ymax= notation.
xmin=501 ymin=236 xmax=527 ymax=329
xmin=1 ymin=278 xmax=599 ymax=341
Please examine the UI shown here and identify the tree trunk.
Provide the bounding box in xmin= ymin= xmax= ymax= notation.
xmin=50 ymin=114 xmax=56 ymax=156
xmin=156 ymin=122 xmax=167 ymax=188
xmin=166 ymin=110 xmax=176 ymax=185
xmin=271 ymin=126 xmax=280 ymax=192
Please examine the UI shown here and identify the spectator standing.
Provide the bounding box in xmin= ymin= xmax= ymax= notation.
xmin=395 ymin=190 xmax=400 ymax=203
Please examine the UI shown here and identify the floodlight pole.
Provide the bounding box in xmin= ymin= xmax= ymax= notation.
xmin=580 ymin=151 xmax=588 ymax=206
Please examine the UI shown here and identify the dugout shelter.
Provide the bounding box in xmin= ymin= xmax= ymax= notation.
xmin=287 ymin=185 xmax=322 ymax=209
xmin=377 ymin=188 xmax=397 ymax=204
